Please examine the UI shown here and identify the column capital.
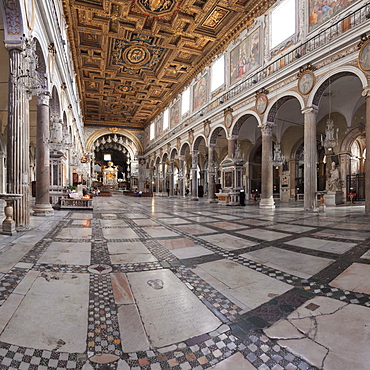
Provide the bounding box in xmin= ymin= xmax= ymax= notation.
xmin=362 ymin=86 xmax=370 ymax=98
xmin=301 ymin=106 xmax=318 ymax=115
xmin=4 ymin=40 xmax=23 ymax=52
xmin=228 ymin=135 xmax=238 ymax=141
xmin=259 ymin=122 xmax=274 ymax=136
xmin=37 ymin=91 xmax=51 ymax=106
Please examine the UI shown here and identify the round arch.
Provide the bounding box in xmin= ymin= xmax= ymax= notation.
xmin=86 ymin=128 xmax=144 ymax=156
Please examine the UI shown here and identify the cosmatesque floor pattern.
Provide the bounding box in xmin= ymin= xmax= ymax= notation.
xmin=1 ymin=194 xmax=370 ymax=369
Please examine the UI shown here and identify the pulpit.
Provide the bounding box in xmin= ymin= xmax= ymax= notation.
xmin=103 ymin=161 xmax=118 ymax=186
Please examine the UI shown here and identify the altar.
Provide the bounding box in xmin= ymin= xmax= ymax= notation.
xmin=103 ymin=161 xmax=118 ymax=186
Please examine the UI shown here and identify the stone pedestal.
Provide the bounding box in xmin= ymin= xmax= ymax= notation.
xmin=0 ymin=194 xmax=23 ymax=235
xmin=324 ymin=191 xmax=343 ymax=206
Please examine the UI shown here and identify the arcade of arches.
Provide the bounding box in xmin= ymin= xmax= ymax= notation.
xmin=2 ymin=0 xmax=370 ymax=369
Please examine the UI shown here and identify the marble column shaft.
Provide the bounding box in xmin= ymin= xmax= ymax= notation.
xmin=302 ymin=107 xmax=317 ymax=211
xmin=33 ymin=92 xmax=54 ymax=215
xmin=228 ymin=137 xmax=236 ymax=158
xmin=168 ymin=160 xmax=174 ymax=196
xmin=364 ymin=88 xmax=370 ymax=213
xmin=191 ymin=150 xmax=199 ymax=200
xmin=179 ymin=156 xmax=185 ymax=197
xmin=207 ymin=145 xmax=217 ymax=202
xmin=259 ymin=123 xmax=275 ymax=209
xmin=6 ymin=46 xmax=30 ymax=228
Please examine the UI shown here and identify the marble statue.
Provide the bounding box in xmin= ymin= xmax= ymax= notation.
xmin=326 ymin=162 xmax=342 ymax=192
xmin=103 ymin=161 xmax=118 ymax=186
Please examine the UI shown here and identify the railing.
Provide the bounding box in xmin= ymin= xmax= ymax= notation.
xmin=148 ymin=3 xmax=370 ymax=151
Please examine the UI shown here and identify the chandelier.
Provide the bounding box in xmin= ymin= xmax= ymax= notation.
xmin=321 ymin=79 xmax=339 ymax=153
xmin=271 ymin=143 xmax=285 ymax=169
xmin=322 ymin=117 xmax=339 ymax=153
xmin=17 ymin=38 xmax=46 ymax=96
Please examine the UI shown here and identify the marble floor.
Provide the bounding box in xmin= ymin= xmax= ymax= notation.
xmin=0 ymin=194 xmax=370 ymax=369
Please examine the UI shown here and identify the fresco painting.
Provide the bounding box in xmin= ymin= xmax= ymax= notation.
xmin=309 ymin=0 xmax=356 ymax=31
xmin=170 ymin=99 xmax=181 ymax=127
xmin=230 ymin=28 xmax=261 ymax=85
xmin=193 ymin=74 xmax=208 ymax=111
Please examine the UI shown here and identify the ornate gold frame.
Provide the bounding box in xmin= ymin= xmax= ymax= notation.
xmin=359 ymin=39 xmax=370 ymax=72
xmin=298 ymin=70 xmax=315 ymax=96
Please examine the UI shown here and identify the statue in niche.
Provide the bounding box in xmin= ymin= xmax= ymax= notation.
xmin=326 ymin=162 xmax=342 ymax=192
xmin=103 ymin=161 xmax=118 ymax=185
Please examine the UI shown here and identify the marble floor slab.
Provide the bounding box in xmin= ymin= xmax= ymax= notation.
xmin=312 ymin=228 xmax=370 ymax=241
xmin=266 ymin=224 xmax=315 ymax=233
xmin=194 ymin=259 xmax=291 ymax=309
xmin=205 ymin=221 xmax=248 ymax=230
xmin=264 ymin=296 xmax=370 ymax=369
xmin=127 ymin=269 xmax=221 ymax=347
xmin=158 ymin=237 xmax=196 ymax=250
xmin=329 ymin=263 xmax=370 ymax=294
xmin=176 ymin=224 xmax=218 ymax=235
xmin=285 ymin=237 xmax=356 ymax=254
xmin=102 ymin=227 xmax=140 ymax=239
xmin=199 ymin=233 xmax=258 ymax=250
xmin=0 ymin=272 xmax=89 ymax=353
xmin=38 ymin=242 xmax=91 ymax=265
xmin=241 ymin=247 xmax=334 ymax=279
xmin=70 ymin=213 xmax=92 ymax=219
xmin=56 ymin=227 xmax=92 ymax=239
xmin=236 ymin=228 xmax=291 ymax=241
xmin=71 ymin=219 xmax=91 ymax=227
xmin=107 ymin=241 xmax=157 ymax=263
xmin=213 ymin=215 xmax=242 ymax=221
xmin=100 ymin=219 xmax=128 ymax=227
xmin=235 ymin=219 xmax=274 ymax=227
xmin=184 ymin=216 xmax=218 ymax=223
xmin=141 ymin=226 xmax=179 ymax=238
xmin=332 ymin=222 xmax=370 ymax=231
xmin=133 ymin=218 xmax=160 ymax=226
xmin=157 ymin=217 xmax=191 ymax=225
xmin=171 ymin=245 xmax=215 ymax=259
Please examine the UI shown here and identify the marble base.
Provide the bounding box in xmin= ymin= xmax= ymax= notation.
xmin=33 ymin=203 xmax=54 ymax=216
xmin=259 ymin=197 xmax=275 ymax=209
xmin=2 ymin=219 xmax=16 ymax=235
xmin=324 ymin=191 xmax=343 ymax=206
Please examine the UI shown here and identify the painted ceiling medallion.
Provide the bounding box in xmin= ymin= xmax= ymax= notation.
xmin=137 ymin=0 xmax=176 ymax=15
xmin=124 ymin=45 xmax=150 ymax=66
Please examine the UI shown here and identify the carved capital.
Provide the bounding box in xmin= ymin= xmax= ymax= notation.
xmin=301 ymin=106 xmax=318 ymax=115
xmin=37 ymin=91 xmax=50 ymax=106
xmin=361 ymin=86 xmax=370 ymax=98
xmin=259 ymin=122 xmax=274 ymax=136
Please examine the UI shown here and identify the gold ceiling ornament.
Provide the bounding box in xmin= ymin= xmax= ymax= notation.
xmin=136 ymin=0 xmax=177 ymax=15
xmin=109 ymin=127 xmax=119 ymax=133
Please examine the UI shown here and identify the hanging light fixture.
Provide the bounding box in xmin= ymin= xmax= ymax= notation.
xmin=271 ymin=143 xmax=285 ymax=168
xmin=322 ymin=78 xmax=339 ymax=153
xmin=17 ymin=38 xmax=46 ymax=96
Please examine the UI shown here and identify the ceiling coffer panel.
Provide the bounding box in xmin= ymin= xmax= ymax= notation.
xmin=63 ymin=0 xmax=275 ymax=129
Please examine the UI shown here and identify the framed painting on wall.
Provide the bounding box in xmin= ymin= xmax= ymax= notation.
xmin=193 ymin=74 xmax=208 ymax=111
xmin=230 ymin=28 xmax=261 ymax=85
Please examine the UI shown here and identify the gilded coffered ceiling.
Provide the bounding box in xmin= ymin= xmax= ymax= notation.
xmin=62 ymin=0 xmax=274 ymax=130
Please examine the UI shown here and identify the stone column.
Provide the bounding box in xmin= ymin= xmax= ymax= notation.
xmin=161 ymin=161 xmax=166 ymax=195
xmin=228 ymin=136 xmax=237 ymax=158
xmin=137 ymin=157 xmax=145 ymax=192
xmin=6 ymin=43 xmax=30 ymax=229
xmin=339 ymin=152 xmax=351 ymax=197
xmin=168 ymin=159 xmax=174 ymax=197
xmin=208 ymin=144 xmax=217 ymax=202
xmin=259 ymin=122 xmax=275 ymax=209
xmin=302 ymin=107 xmax=317 ymax=211
xmin=179 ymin=155 xmax=185 ymax=197
xmin=364 ymin=88 xmax=370 ymax=213
xmin=191 ymin=150 xmax=199 ymax=200
xmin=33 ymin=91 xmax=54 ymax=215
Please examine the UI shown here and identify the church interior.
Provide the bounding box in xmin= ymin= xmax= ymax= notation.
xmin=1 ymin=0 xmax=370 ymax=368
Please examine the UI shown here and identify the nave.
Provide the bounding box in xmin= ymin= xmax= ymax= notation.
xmin=1 ymin=195 xmax=370 ymax=369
